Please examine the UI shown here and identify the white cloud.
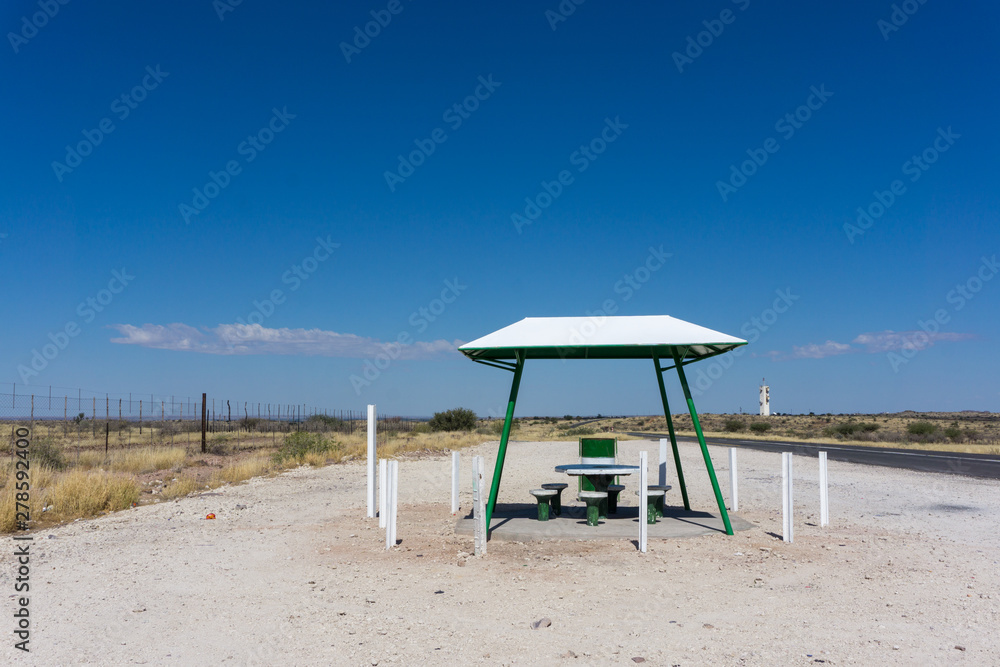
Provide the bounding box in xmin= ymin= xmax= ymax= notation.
xmin=765 ymin=329 xmax=974 ymax=361
xmin=110 ymin=323 xmax=462 ymax=359
xmin=788 ymin=340 xmax=854 ymax=359
xmin=852 ymin=330 xmax=974 ymax=353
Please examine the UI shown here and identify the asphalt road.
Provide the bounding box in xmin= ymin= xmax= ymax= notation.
xmin=626 ymin=432 xmax=1000 ymax=480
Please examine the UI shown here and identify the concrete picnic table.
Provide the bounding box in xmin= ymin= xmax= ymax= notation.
xmin=554 ymin=464 xmax=640 ymax=519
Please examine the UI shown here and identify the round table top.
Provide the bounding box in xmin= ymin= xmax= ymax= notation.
xmin=555 ymin=464 xmax=640 ymax=476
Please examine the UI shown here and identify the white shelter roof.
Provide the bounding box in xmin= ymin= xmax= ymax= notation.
xmin=458 ymin=315 xmax=746 ymax=361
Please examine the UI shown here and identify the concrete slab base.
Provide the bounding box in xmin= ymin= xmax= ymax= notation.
xmin=455 ymin=503 xmax=755 ymax=542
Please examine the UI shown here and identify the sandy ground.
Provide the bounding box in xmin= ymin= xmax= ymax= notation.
xmin=3 ymin=438 xmax=999 ymax=666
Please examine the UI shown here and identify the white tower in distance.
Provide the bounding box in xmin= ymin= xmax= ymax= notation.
xmin=759 ymin=378 xmax=770 ymax=416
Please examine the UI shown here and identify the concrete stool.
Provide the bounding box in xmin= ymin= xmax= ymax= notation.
xmin=540 ymin=483 xmax=568 ymax=516
xmin=529 ymin=489 xmax=558 ymax=521
xmin=647 ymin=484 xmax=672 ymax=518
xmin=607 ymin=484 xmax=625 ymax=515
xmin=578 ymin=491 xmax=606 ymax=527
xmin=636 ymin=489 xmax=666 ymax=524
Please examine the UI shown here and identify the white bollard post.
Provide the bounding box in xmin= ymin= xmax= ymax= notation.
xmin=472 ymin=456 xmax=487 ymax=556
xmin=378 ymin=459 xmax=387 ymax=529
xmin=658 ymin=438 xmax=667 ymax=486
xmin=451 ymin=451 xmax=460 ymax=514
xmin=729 ymin=447 xmax=739 ymax=512
xmin=389 ymin=460 xmax=399 ymax=547
xmin=819 ymin=451 xmax=829 ymax=527
xmin=367 ymin=404 xmax=377 ymax=518
xmin=782 ymin=452 xmax=793 ymax=543
xmin=384 ymin=462 xmax=393 ymax=550
xmin=639 ymin=451 xmax=648 ymax=553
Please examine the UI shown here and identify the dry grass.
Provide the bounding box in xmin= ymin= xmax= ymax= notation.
xmin=108 ymin=446 xmax=186 ymax=474
xmin=160 ymin=476 xmax=200 ymax=500
xmin=209 ymin=455 xmax=275 ymax=487
xmin=0 ymin=464 xmax=56 ymax=533
xmin=302 ymin=451 xmax=330 ymax=467
xmin=278 ymin=429 xmax=490 ymax=463
xmin=45 ymin=470 xmax=139 ymax=521
xmin=76 ymin=447 xmax=187 ymax=474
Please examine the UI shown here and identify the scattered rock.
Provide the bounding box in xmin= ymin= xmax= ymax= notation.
xmin=531 ymin=618 xmax=552 ymax=630
xmin=954 ymin=645 xmax=966 ymax=651
xmin=235 ymin=504 xmax=247 ymax=510
xmin=631 ymin=658 xmax=646 ymax=663
xmin=560 ymin=650 xmax=577 ymax=658
xmin=703 ymin=623 xmax=715 ymax=630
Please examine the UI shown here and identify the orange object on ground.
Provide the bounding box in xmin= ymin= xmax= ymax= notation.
xmin=206 ymin=513 xmax=216 ymax=520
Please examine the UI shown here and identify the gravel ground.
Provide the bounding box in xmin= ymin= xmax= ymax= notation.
xmin=3 ymin=438 xmax=998 ymax=666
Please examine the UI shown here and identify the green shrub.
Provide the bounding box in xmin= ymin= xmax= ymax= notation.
xmin=304 ymin=414 xmax=345 ymax=431
xmin=907 ymin=421 xmax=936 ymax=436
xmin=944 ymin=426 xmax=962 ymax=440
xmin=563 ymin=427 xmax=596 ymax=436
xmin=749 ymin=422 xmax=771 ymax=434
xmin=31 ymin=436 xmax=66 ymax=470
xmin=828 ymin=423 xmax=860 ymax=437
xmin=412 ymin=423 xmax=432 ymax=434
xmin=273 ymin=431 xmax=338 ymax=464
xmin=824 ymin=421 xmax=878 ymax=438
xmin=429 ymin=408 xmax=478 ymax=432
xmin=723 ymin=419 xmax=745 ymax=433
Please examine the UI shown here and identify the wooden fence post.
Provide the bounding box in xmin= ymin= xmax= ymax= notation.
xmin=201 ymin=393 xmax=207 ymax=453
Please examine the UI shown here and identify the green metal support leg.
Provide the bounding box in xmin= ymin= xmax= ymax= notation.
xmin=484 ymin=351 xmax=524 ymax=532
xmin=672 ymin=350 xmax=734 ymax=536
xmin=653 ymin=354 xmax=690 ymax=510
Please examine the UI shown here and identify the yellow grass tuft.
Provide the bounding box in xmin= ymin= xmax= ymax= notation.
xmin=77 ymin=447 xmax=187 ymax=474
xmin=160 ymin=476 xmax=200 ymax=500
xmin=0 ymin=464 xmax=56 ymax=533
xmin=46 ymin=470 xmax=139 ymax=521
xmin=209 ymin=455 xmax=274 ymax=487
xmin=302 ymin=450 xmax=329 ymax=467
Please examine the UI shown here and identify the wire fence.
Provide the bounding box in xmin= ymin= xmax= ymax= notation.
xmin=1 ymin=383 xmax=418 ymax=456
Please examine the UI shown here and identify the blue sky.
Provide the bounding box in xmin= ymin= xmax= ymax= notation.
xmin=2 ymin=1 xmax=998 ymax=418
